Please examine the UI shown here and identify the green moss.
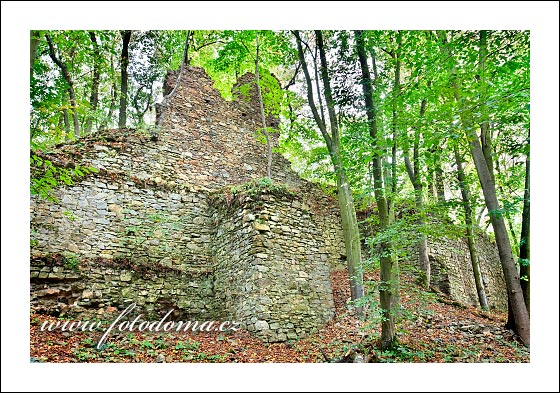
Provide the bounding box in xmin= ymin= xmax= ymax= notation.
xmin=209 ymin=178 xmax=297 ymax=208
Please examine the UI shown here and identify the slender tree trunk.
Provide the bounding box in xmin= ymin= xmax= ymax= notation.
xmin=333 ymin=153 xmax=365 ymax=304
xmin=478 ymin=31 xmax=496 ymax=185
xmin=494 ymin=159 xmax=520 ymax=255
xmin=183 ymin=31 xmax=193 ymax=66
xmin=62 ymin=96 xmax=70 ymax=136
xmin=519 ymin=155 xmax=530 ymax=313
xmin=254 ymin=31 xmax=272 ymax=178
xmin=427 ymin=170 xmax=436 ymax=200
xmin=85 ymin=31 xmax=101 ymax=134
xmin=387 ymin=31 xmax=401 ymax=223
xmin=30 ymin=30 xmax=42 ymax=77
xmin=403 ymin=94 xmax=430 ymax=290
xmin=104 ymin=76 xmax=118 ymax=130
xmin=441 ymin=30 xmax=529 ymax=346
xmin=316 ymin=30 xmax=364 ymax=310
xmin=355 ymin=30 xmax=399 ymax=349
xmin=415 ymin=187 xmax=430 ymax=289
xmin=404 ymin=156 xmax=430 ymax=289
xmin=435 ymin=164 xmax=446 ymax=203
xmin=312 ymin=46 xmax=326 ymax=126
xmin=46 ymin=34 xmax=80 ymax=139
xmin=469 ymin=128 xmax=529 ymax=346
xmin=453 ymin=145 xmax=489 ymax=309
xmin=294 ymin=30 xmax=364 ymax=317
xmin=119 ymin=30 xmax=132 ymax=129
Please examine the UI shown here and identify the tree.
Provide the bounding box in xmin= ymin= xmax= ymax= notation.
xmin=85 ymin=31 xmax=101 ymax=134
xmin=439 ymin=30 xmax=529 ymax=346
xmin=119 ymin=30 xmax=132 ymax=129
xmin=294 ymin=30 xmax=365 ymax=315
xmin=30 ymin=30 xmax=43 ymax=77
xmin=355 ymin=30 xmax=400 ymax=349
xmin=402 ymin=90 xmax=431 ymax=290
xmin=45 ymin=33 xmax=80 ymax=139
xmin=519 ymin=154 xmax=530 ymax=313
xmin=452 ymin=142 xmax=489 ymax=309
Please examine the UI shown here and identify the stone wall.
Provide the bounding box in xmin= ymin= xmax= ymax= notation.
xmin=31 ymin=256 xmax=215 ymax=320
xmin=415 ymin=233 xmax=508 ymax=310
xmin=30 ymin=65 xmax=508 ymax=341
xmin=30 ymin=66 xmax=344 ymax=340
xmin=210 ymin=190 xmax=335 ymax=342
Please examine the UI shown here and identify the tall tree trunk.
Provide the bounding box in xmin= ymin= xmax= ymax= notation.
xmin=312 ymin=46 xmax=326 ymax=126
xmin=387 ymin=31 xmax=401 ymax=223
xmin=254 ymin=31 xmax=272 ymax=178
xmin=440 ymin=30 xmax=529 ymax=346
xmin=468 ymin=127 xmax=529 ymax=346
xmin=427 ymin=170 xmax=436 ymax=200
xmin=183 ymin=31 xmax=193 ymax=66
xmin=355 ymin=30 xmax=399 ymax=349
xmin=119 ymin=30 xmax=132 ymax=129
xmin=85 ymin=31 xmax=101 ymax=134
xmin=478 ymin=31 xmax=496 ymax=185
xmin=294 ymin=30 xmax=364 ymax=316
xmin=519 ymin=155 xmax=530 ymax=313
xmin=61 ymin=96 xmax=70 ymax=136
xmin=46 ymin=34 xmax=80 ymax=139
xmin=453 ymin=145 xmax=489 ymax=309
xmin=435 ymin=164 xmax=446 ymax=203
xmin=427 ymin=146 xmax=446 ymax=203
xmin=403 ymin=94 xmax=430 ymax=290
xmin=105 ymin=76 xmax=118 ymax=130
xmin=30 ymin=30 xmax=42 ymax=77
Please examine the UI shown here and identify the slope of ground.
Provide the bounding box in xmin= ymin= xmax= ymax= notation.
xmin=29 ymin=270 xmax=529 ymax=363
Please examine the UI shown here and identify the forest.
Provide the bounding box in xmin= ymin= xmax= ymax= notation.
xmin=25 ymin=27 xmax=538 ymax=372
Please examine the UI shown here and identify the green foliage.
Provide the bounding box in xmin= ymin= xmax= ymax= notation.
xmin=30 ymin=154 xmax=98 ymax=203
xmin=174 ymin=340 xmax=200 ymax=352
xmin=140 ymin=340 xmax=154 ymax=349
xmin=63 ymin=254 xmax=80 ymax=270
xmin=73 ymin=348 xmax=98 ymax=361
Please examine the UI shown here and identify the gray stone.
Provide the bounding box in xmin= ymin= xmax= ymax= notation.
xmin=254 ymin=222 xmax=269 ymax=231
xmin=254 ymin=320 xmax=269 ymax=331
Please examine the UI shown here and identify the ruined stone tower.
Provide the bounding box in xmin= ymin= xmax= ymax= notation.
xmin=30 ymin=66 xmax=507 ymax=343
xmin=30 ymin=67 xmax=346 ymax=342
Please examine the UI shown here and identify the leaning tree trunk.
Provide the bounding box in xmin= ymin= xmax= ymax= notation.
xmin=468 ymin=131 xmax=529 ymax=346
xmin=119 ymin=30 xmax=132 ymax=129
xmin=46 ymin=34 xmax=80 ymax=139
xmin=440 ymin=30 xmax=529 ymax=346
xmin=333 ymin=154 xmax=365 ymax=303
xmin=294 ymin=30 xmax=364 ymax=317
xmin=453 ymin=145 xmax=489 ymax=309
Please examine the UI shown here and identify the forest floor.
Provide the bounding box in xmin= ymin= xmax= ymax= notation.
xmin=30 ymin=270 xmax=529 ymax=363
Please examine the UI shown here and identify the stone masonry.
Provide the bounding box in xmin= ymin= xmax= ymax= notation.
xmin=31 ymin=66 xmax=344 ymax=342
xmin=30 ymin=66 xmax=508 ymax=344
